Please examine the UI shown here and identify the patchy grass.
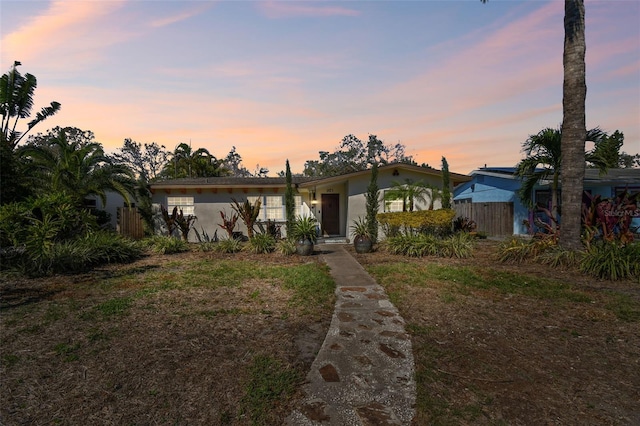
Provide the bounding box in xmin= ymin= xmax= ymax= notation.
xmin=355 ymin=240 xmax=640 ymax=425
xmin=0 ymin=250 xmax=335 ymax=425
xmin=240 ymin=354 xmax=302 ymax=425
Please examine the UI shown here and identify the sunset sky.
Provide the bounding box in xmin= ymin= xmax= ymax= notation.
xmin=2 ymin=0 xmax=639 ymax=175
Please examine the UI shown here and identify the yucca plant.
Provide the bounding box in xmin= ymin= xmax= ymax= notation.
xmin=246 ymin=233 xmax=276 ymax=254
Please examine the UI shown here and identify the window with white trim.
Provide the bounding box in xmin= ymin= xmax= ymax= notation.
xmin=245 ymin=195 xmax=307 ymax=221
xmin=167 ymin=196 xmax=195 ymax=216
xmin=265 ymin=196 xmax=284 ymax=220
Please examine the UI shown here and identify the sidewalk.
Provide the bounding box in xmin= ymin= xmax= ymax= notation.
xmin=287 ymin=244 xmax=416 ymax=425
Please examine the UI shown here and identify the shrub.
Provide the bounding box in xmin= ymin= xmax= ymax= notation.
xmin=246 ymin=233 xmax=276 ymax=254
xmin=145 ymin=235 xmax=189 ymax=254
xmin=276 ymin=239 xmax=297 ymax=256
xmin=438 ymin=232 xmax=475 ymax=258
xmin=580 ymin=242 xmax=639 ymax=281
xmin=2 ymin=232 xmax=143 ymax=276
xmin=383 ymin=233 xmax=474 ymax=258
xmin=377 ymin=209 xmax=455 ymax=238
xmin=216 ymin=238 xmax=243 ymax=254
xmin=497 ymin=237 xmax=555 ymax=263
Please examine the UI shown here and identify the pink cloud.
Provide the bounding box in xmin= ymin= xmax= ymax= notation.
xmin=2 ymin=1 xmax=128 ymax=67
xmin=258 ymin=1 xmax=361 ymax=19
xmin=149 ymin=3 xmax=215 ymax=28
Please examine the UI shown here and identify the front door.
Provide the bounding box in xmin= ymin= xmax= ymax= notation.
xmin=321 ymin=194 xmax=340 ymax=236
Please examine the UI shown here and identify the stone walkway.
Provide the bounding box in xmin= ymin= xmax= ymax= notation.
xmin=287 ymin=245 xmax=416 ymax=425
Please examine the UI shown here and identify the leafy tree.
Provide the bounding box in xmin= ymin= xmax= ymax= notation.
xmin=618 ymin=152 xmax=640 ymax=168
xmin=223 ymin=146 xmax=252 ymax=177
xmin=111 ymin=138 xmax=169 ymax=182
xmin=384 ymin=179 xmax=430 ymax=212
xmin=284 ymin=160 xmax=295 ymax=238
xmin=441 ymin=157 xmax=452 ymax=209
xmin=18 ymin=127 xmax=137 ymax=207
xmin=1 ymin=61 xmax=61 ymax=204
xmin=303 ymin=134 xmax=414 ymax=177
xmin=365 ymin=162 xmax=380 ymax=243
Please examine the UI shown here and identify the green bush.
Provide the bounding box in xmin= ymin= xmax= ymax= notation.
xmin=145 ymin=235 xmax=189 ymax=254
xmin=580 ymin=242 xmax=639 ymax=281
xmin=276 ymin=239 xmax=297 ymax=256
xmin=497 ymin=237 xmax=555 ymax=263
xmin=216 ymin=238 xmax=243 ymax=254
xmin=2 ymin=231 xmax=143 ymax=276
xmin=377 ymin=209 xmax=455 ymax=238
xmin=0 ymin=194 xmax=96 ymax=248
xmin=383 ymin=233 xmax=474 ymax=258
xmin=246 ymin=233 xmax=276 ymax=254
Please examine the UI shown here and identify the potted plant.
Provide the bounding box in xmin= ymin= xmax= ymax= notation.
xmin=292 ymin=216 xmax=317 ymax=256
xmin=351 ymin=216 xmax=373 ymax=254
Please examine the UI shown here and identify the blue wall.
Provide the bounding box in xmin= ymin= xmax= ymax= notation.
xmin=454 ymin=173 xmax=530 ymax=235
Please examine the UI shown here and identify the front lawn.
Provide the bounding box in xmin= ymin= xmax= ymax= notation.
xmin=355 ymin=239 xmax=640 ymax=425
xmin=0 ymin=250 xmax=335 ymax=425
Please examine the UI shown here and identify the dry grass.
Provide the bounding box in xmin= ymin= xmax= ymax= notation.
xmin=0 ymin=250 xmax=335 ymax=425
xmin=354 ymin=239 xmax=640 ymax=425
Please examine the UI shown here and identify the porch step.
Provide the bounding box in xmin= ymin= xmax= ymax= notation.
xmin=317 ymin=237 xmax=349 ymax=244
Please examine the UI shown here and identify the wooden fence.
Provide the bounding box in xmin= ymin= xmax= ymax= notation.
xmin=454 ymin=201 xmax=514 ymax=237
xmin=117 ymin=207 xmax=145 ymax=239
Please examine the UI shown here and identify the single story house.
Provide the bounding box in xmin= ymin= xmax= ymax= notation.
xmin=149 ymin=163 xmax=471 ymax=241
xmin=454 ymin=167 xmax=640 ymax=237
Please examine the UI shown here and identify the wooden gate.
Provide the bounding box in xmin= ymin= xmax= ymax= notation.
xmin=117 ymin=207 xmax=145 ymax=239
xmin=454 ymin=202 xmax=513 ymax=236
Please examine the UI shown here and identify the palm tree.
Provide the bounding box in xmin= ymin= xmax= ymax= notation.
xmin=384 ymin=179 xmax=430 ymax=212
xmin=560 ymin=0 xmax=587 ymax=250
xmin=516 ymin=128 xmax=563 ymax=227
xmin=481 ymin=0 xmax=589 ymax=249
xmin=164 ymin=143 xmax=226 ymax=178
xmin=1 ymin=61 xmax=61 ymax=149
xmin=1 ymin=62 xmax=61 ymax=204
xmin=18 ymin=128 xmax=137 ymax=207
xmin=516 ymin=126 xmax=604 ymax=229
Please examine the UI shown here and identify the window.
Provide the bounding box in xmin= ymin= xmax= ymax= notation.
xmin=264 ymin=196 xmax=284 ymax=220
xmin=167 ymin=196 xmax=194 ymax=216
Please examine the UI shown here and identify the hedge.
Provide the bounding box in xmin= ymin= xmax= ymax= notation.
xmin=377 ymin=209 xmax=456 ymax=237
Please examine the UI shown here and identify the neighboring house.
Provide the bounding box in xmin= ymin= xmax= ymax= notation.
xmin=84 ymin=192 xmax=131 ymax=231
xmin=453 ymin=167 xmax=640 ymax=237
xmin=453 ymin=167 xmax=530 ymax=236
xmin=149 ymin=163 xmax=470 ymax=242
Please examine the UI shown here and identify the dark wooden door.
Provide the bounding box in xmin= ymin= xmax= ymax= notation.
xmin=321 ymin=194 xmax=340 ymax=236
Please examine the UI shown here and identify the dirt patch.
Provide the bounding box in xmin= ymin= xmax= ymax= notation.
xmin=353 ymin=239 xmax=640 ymax=425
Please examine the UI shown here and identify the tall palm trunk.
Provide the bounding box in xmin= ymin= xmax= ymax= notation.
xmin=559 ymin=0 xmax=587 ymax=250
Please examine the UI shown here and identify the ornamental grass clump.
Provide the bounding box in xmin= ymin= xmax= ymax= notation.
xmin=145 ymin=235 xmax=189 ymax=255
xmin=580 ymin=242 xmax=640 ymax=281
xmin=246 ymin=233 xmax=276 ymax=254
